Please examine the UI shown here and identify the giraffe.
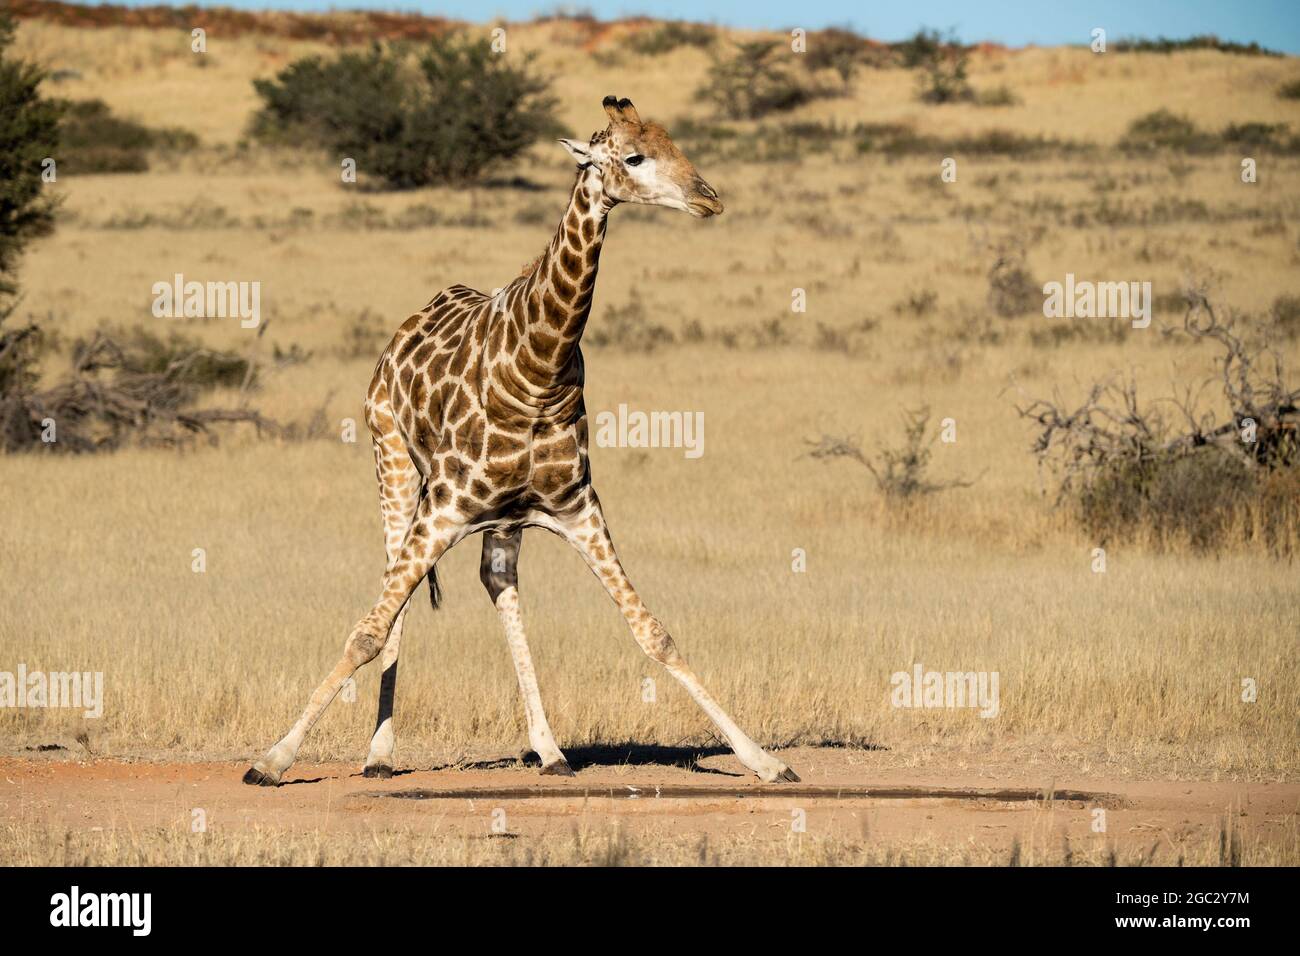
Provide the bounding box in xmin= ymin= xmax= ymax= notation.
xmin=243 ymin=95 xmax=799 ymax=786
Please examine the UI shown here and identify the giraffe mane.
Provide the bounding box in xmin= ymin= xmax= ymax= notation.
xmin=519 ymin=253 xmax=543 ymax=277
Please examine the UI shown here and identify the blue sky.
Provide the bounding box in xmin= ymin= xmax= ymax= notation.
xmin=84 ymin=1 xmax=1300 ymax=52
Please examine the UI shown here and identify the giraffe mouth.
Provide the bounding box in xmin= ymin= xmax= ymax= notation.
xmin=688 ymin=198 xmax=723 ymax=218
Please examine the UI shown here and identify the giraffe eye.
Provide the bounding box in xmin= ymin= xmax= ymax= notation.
xmin=624 ymin=155 xmax=644 ymax=167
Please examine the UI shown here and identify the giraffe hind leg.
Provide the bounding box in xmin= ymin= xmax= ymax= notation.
xmin=244 ymin=494 xmax=464 ymax=786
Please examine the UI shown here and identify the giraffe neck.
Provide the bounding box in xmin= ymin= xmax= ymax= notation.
xmin=521 ymin=164 xmax=612 ymax=379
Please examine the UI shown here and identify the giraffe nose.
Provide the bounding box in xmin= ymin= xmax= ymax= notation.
xmin=689 ymin=179 xmax=723 ymax=216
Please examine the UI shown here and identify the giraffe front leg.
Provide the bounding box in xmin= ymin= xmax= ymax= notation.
xmin=480 ymin=532 xmax=571 ymax=775
xmin=244 ymin=501 xmax=463 ymax=786
xmin=549 ymin=492 xmax=798 ymax=784
xmin=361 ymin=424 xmax=422 ymax=779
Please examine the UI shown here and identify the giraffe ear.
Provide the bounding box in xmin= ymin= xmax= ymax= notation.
xmin=558 ymin=138 xmax=591 ymax=165
xmin=616 ymin=98 xmax=641 ymax=125
xmin=602 ymin=95 xmax=641 ymax=126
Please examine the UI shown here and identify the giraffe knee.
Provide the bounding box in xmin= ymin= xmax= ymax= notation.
xmin=345 ymin=625 xmax=387 ymax=667
xmin=640 ymin=619 xmax=680 ymax=665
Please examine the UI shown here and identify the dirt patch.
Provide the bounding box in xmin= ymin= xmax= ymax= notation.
xmin=1 ymin=748 xmax=1294 ymax=865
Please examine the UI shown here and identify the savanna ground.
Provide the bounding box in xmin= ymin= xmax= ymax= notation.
xmin=0 ymin=10 xmax=1297 ymax=865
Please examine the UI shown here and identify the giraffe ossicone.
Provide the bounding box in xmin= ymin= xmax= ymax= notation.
xmin=243 ymin=95 xmax=798 ymax=788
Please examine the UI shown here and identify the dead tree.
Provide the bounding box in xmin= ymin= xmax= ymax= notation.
xmin=0 ymin=323 xmax=285 ymax=453
xmin=1015 ymin=293 xmax=1298 ymax=499
xmin=804 ymin=405 xmax=979 ymax=500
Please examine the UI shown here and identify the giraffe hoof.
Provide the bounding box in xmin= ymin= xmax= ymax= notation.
xmin=777 ymin=766 xmax=801 ymax=783
xmin=540 ymin=759 xmax=575 ymax=777
xmin=242 ymin=767 xmax=280 ymax=787
xmin=363 ymin=764 xmax=394 ymax=779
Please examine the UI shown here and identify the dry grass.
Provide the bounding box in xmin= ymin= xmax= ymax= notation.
xmin=5 ymin=817 xmax=1295 ymax=867
xmin=1 ymin=17 xmax=1298 ymax=866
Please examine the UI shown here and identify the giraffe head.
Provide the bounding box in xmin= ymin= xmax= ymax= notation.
xmin=558 ymin=95 xmax=723 ymax=218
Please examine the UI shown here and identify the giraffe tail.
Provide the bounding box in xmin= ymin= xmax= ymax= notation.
xmin=427 ymin=567 xmax=443 ymax=610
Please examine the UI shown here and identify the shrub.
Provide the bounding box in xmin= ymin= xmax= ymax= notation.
xmin=97 ymin=325 xmax=252 ymax=390
xmin=584 ymin=291 xmax=675 ymax=351
xmin=1220 ymin=120 xmax=1295 ymax=152
xmin=1278 ymin=79 xmax=1300 ymax=100
xmin=1120 ymin=111 xmax=1298 ymax=155
xmin=56 ymin=98 xmax=198 ymax=174
xmin=0 ymin=323 xmax=275 ymax=453
xmin=1271 ymin=294 xmax=1300 ymax=340
xmin=696 ymin=41 xmax=818 ymax=119
xmin=896 ymin=28 xmax=943 ymax=68
xmin=1019 ymin=299 xmax=1300 ymax=555
xmin=974 ymin=84 xmax=1020 ymax=107
xmin=987 ymin=253 xmax=1040 ymax=318
xmin=251 ymin=37 xmax=559 ymax=189
xmin=0 ymin=10 xmax=62 ymax=298
xmin=622 ymin=21 xmax=715 ymax=56
xmin=903 ymin=29 xmax=973 ymax=104
xmin=802 ymin=27 xmax=869 ymax=86
xmin=1075 ymin=447 xmax=1277 ymax=553
xmin=804 ymin=406 xmax=977 ymax=502
xmin=1111 ymin=35 xmax=1279 ymax=56
xmin=337 ymin=309 xmax=390 ymax=359
xmin=1119 ymin=109 xmax=1216 ymax=153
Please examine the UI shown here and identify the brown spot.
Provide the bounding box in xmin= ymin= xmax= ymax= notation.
xmin=551 ymin=267 xmax=575 ymax=300
xmin=559 ymin=245 xmax=583 ymax=279
xmin=448 ymin=346 xmax=469 ymax=378
xmin=487 ymin=431 xmax=526 ymax=457
xmin=412 ymin=341 xmax=436 ymax=367
xmin=485 ymin=454 xmax=529 ymax=486
xmin=542 ymin=289 xmax=567 ymax=330
xmin=396 ymin=333 xmax=422 ymax=365
xmin=532 ymin=463 xmax=574 ymax=494
xmin=444 ymin=457 xmax=468 ymax=488
xmin=446 ymin=387 xmax=470 ymax=422
xmin=531 ymin=330 xmax=559 ymax=361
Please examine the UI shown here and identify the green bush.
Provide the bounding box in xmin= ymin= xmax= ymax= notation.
xmin=696 ymin=41 xmax=819 ymax=119
xmin=1271 ymin=294 xmax=1300 ymax=340
xmin=1077 ymin=448 xmax=1297 ymax=555
xmin=1120 ymin=111 xmax=1298 ymax=155
xmin=1111 ymin=35 xmax=1279 ymax=56
xmin=0 ymin=10 xmax=61 ymax=298
xmin=251 ymin=37 xmax=559 ymax=189
xmin=902 ymin=29 xmax=973 ymax=104
xmin=802 ymin=27 xmax=869 ymax=85
xmin=622 ymin=21 xmax=715 ymax=56
xmin=1278 ymin=79 xmax=1300 ymax=100
xmin=56 ymin=99 xmax=198 ymax=174
xmin=974 ymin=84 xmax=1020 ymax=107
xmin=89 ymin=325 xmax=253 ymax=390
xmin=1220 ymin=120 xmax=1295 ymax=152
xmin=1120 ymin=109 xmax=1217 ymax=153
